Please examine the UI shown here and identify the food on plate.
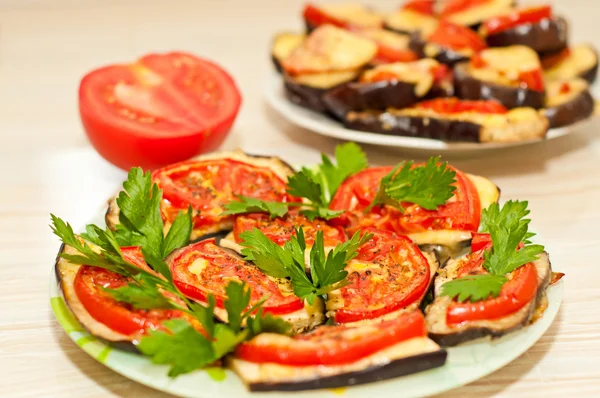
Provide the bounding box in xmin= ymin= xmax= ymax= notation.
xmin=79 ymin=52 xmax=241 ymax=170
xmin=384 ymin=8 xmax=438 ymax=36
xmin=271 ymin=32 xmax=305 ymax=73
xmin=544 ymin=79 xmax=596 ymax=128
xmin=344 ymin=98 xmax=549 ymax=142
xmin=360 ymin=28 xmax=420 ymax=64
xmin=543 ymin=44 xmax=599 ymax=84
xmin=454 ymin=45 xmax=546 ymax=109
xmin=480 ymin=5 xmax=568 ymax=55
xmin=322 ymin=59 xmax=448 ymax=119
xmin=409 ymin=20 xmax=487 ymax=66
xmin=439 ymin=0 xmax=514 ymax=29
xmin=229 ymin=311 xmax=447 ymax=391
xmin=302 ymin=3 xmax=383 ymax=33
xmin=106 ymin=150 xmax=297 ymax=241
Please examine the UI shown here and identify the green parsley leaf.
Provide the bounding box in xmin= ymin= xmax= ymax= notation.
xmin=332 ymin=230 xmax=374 ymax=262
xmin=239 ymin=229 xmax=291 ymax=278
xmin=300 ymin=207 xmax=344 ymax=221
xmin=189 ymin=296 xmax=216 ymax=337
xmin=104 ymin=276 xmax=174 ymax=310
xmin=246 ymin=309 xmax=291 ymax=336
xmin=224 ymin=282 xmax=251 ymax=333
xmin=367 ymin=157 xmax=457 ymax=212
xmin=440 ymin=274 xmax=507 ymax=303
xmin=287 ymin=169 xmax=323 ymax=204
xmin=163 ymin=206 xmax=193 ymax=257
xmin=221 ymin=196 xmax=294 ymax=218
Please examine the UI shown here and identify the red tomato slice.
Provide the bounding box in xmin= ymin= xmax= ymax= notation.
xmin=415 ymin=98 xmax=508 ymax=114
xmin=79 ymin=52 xmax=242 ymax=170
xmin=74 ymin=247 xmax=189 ymax=336
xmin=333 ymin=229 xmax=432 ymax=323
xmin=152 ymin=158 xmax=298 ymax=232
xmin=518 ymin=68 xmax=545 ymax=92
xmin=428 ymin=21 xmax=487 ymax=52
xmin=402 ymin=0 xmax=435 ymax=15
xmin=236 ymin=311 xmax=427 ymax=366
xmin=470 ymin=232 xmax=492 ymax=252
xmin=233 ymin=211 xmax=346 ymax=247
xmin=330 ymin=165 xmax=481 ymax=235
xmin=482 ymin=6 xmax=552 ymax=36
xmin=372 ymin=47 xmax=420 ymax=64
xmin=303 ymin=3 xmax=348 ymax=29
xmin=440 ymin=0 xmax=490 ymax=16
xmin=170 ymin=239 xmax=303 ymax=315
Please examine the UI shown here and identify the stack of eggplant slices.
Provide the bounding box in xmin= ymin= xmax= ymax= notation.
xmin=53 ymin=142 xmax=563 ymax=391
xmin=273 ymin=1 xmax=599 ymax=143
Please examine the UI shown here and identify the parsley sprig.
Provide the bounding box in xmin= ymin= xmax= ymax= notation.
xmin=51 ymin=168 xmax=290 ymax=377
xmin=440 ymin=201 xmax=545 ymax=303
xmin=239 ymin=227 xmax=373 ymax=304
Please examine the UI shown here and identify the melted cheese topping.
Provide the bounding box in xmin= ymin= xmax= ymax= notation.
xmin=272 ymin=33 xmax=305 ymax=61
xmin=320 ymin=3 xmax=383 ymax=28
xmin=545 ymin=78 xmax=589 ymax=107
xmin=292 ymin=69 xmax=360 ymax=89
xmin=470 ymin=46 xmax=542 ymax=86
xmin=384 ymin=9 xmax=439 ymax=36
xmin=443 ymin=0 xmax=513 ymax=26
xmin=360 ymin=28 xmax=410 ymax=49
xmin=544 ymin=44 xmax=598 ymax=81
xmin=361 ymin=59 xmax=438 ymax=97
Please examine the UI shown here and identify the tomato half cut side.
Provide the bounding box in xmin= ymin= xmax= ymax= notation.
xmin=79 ymin=52 xmax=242 ymax=170
xmin=170 ymin=239 xmax=303 ymax=315
xmin=236 ymin=311 xmax=427 ymax=366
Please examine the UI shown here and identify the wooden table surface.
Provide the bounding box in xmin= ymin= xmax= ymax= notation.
xmin=2 ymin=0 xmax=600 ymax=396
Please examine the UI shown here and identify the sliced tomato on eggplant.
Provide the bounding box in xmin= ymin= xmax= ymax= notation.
xmin=55 ymin=244 xmax=201 ymax=344
xmin=106 ymin=151 xmax=298 ymax=241
xmin=454 ymin=45 xmax=546 ymax=109
xmin=425 ymin=239 xmax=552 ymax=346
xmin=439 ymin=0 xmax=514 ymax=29
xmin=343 ymin=98 xmax=549 ymax=143
xmin=322 ymin=59 xmax=443 ymax=120
xmin=480 ymin=6 xmax=568 ymax=55
xmin=544 ymin=78 xmax=596 ymax=128
xmin=327 ymin=229 xmax=438 ymax=324
xmin=359 ymin=28 xmax=419 ymax=65
xmin=271 ymin=32 xmax=305 ymax=73
xmin=229 ymin=311 xmax=446 ymax=391
xmin=168 ymin=239 xmax=325 ymax=333
xmin=409 ymin=20 xmax=487 ymax=66
xmin=543 ymin=44 xmax=599 ymax=84
xmin=302 ymin=3 xmax=383 ymax=33
xmin=329 ymin=162 xmax=499 ymax=252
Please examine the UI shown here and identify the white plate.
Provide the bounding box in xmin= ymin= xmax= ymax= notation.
xmin=51 ymin=210 xmax=563 ymax=398
xmin=265 ymin=73 xmax=595 ymax=154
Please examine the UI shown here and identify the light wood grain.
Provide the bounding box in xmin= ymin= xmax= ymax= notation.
xmin=2 ymin=0 xmax=600 ymax=396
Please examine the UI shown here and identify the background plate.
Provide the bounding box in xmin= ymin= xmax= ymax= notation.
xmin=50 ymin=210 xmax=563 ymax=398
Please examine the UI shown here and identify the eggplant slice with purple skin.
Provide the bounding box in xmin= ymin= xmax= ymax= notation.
xmin=544 ymin=78 xmax=596 ymax=128
xmin=344 ymin=105 xmax=549 ymax=143
xmin=409 ymin=33 xmax=472 ymax=66
xmin=425 ymin=252 xmax=552 ymax=347
xmin=543 ymin=44 xmax=599 ymax=84
xmin=483 ymin=17 xmax=568 ymax=55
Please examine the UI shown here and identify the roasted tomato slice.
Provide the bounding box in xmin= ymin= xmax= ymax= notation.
xmin=428 ymin=21 xmax=487 ymax=52
xmin=330 ymin=165 xmax=481 ymax=234
xmin=152 ymin=157 xmax=298 ymax=235
xmin=330 ymin=229 xmax=432 ymax=323
xmin=518 ymin=68 xmax=545 ymax=92
xmin=170 ymin=239 xmax=303 ymax=315
xmin=236 ymin=311 xmax=426 ymax=366
xmin=482 ymin=6 xmax=552 ymax=36
xmin=302 ymin=3 xmax=382 ymax=31
xmin=233 ymin=211 xmax=346 ymax=247
xmin=470 ymin=232 xmax=492 ymax=252
xmin=79 ymin=52 xmax=241 ymax=170
xmin=402 ymin=0 xmax=435 ymax=15
xmin=440 ymin=0 xmax=491 ymax=16
xmin=74 ymin=247 xmax=189 ymax=336
xmin=416 ymin=98 xmax=508 ymax=114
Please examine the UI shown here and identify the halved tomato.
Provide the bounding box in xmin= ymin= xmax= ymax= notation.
xmin=170 ymin=239 xmax=303 ymax=315
xmin=331 ymin=229 xmax=432 ymax=323
xmin=73 ymin=247 xmax=189 ymax=336
xmin=482 ymin=6 xmax=552 ymax=36
xmin=152 ymin=157 xmax=298 ymax=233
xmin=79 ymin=52 xmax=242 ymax=170
xmin=233 ymin=211 xmax=346 ymax=247
xmin=235 ymin=311 xmax=426 ymax=366
xmin=428 ymin=21 xmax=487 ymax=52
xmin=329 ymin=165 xmax=481 ymax=235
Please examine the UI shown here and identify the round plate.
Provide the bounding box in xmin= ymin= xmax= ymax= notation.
xmin=51 ymin=210 xmax=563 ymax=398
xmin=265 ymin=73 xmax=595 ymax=154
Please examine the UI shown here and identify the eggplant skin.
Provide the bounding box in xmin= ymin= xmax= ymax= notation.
xmin=454 ymin=62 xmax=546 ymax=109
xmin=322 ymin=80 xmax=420 ymax=121
xmin=485 ymin=17 xmax=568 ymax=55
xmin=545 ymin=90 xmax=595 ymax=128
xmin=283 ymin=77 xmax=330 ymax=113
xmin=345 ymin=110 xmax=483 ymax=142
xmin=580 ymin=61 xmax=599 ymax=85
xmin=245 ymin=350 xmax=447 ymax=392
xmin=409 ymin=33 xmax=470 ymax=66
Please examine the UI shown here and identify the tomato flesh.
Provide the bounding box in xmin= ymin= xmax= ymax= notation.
xmin=170 ymin=239 xmax=303 ymax=315
xmin=236 ymin=311 xmax=426 ymax=366
xmin=470 ymin=232 xmax=492 ymax=252
xmin=440 ymin=0 xmax=490 ymax=16
xmin=402 ymin=0 xmax=435 ymax=15
xmin=483 ymin=6 xmax=552 ymax=36
xmin=518 ymin=69 xmax=545 ymax=92
xmin=372 ymin=47 xmax=419 ymax=65
xmin=334 ymin=229 xmax=431 ymax=323
xmin=233 ymin=211 xmax=346 ymax=247
xmin=428 ymin=21 xmax=487 ymax=52
xmin=416 ymin=98 xmax=508 ymax=114
xmin=79 ymin=52 xmax=241 ymax=170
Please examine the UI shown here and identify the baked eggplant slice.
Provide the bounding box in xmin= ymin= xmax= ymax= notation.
xmin=283 ymin=70 xmax=360 ymax=113
xmin=438 ymin=0 xmax=513 ymax=29
xmin=271 ymin=32 xmax=305 ymax=73
xmin=426 ymin=251 xmax=551 ymax=346
xmin=229 ymin=312 xmax=447 ymax=391
xmin=106 ymin=150 xmax=296 ymax=241
xmin=384 ymin=9 xmax=439 ymax=36
xmin=322 ymin=59 xmax=441 ymax=120
xmin=544 ymin=78 xmax=596 ymax=128
xmin=344 ymin=98 xmax=549 ymax=143
xmin=166 ymin=239 xmax=325 ymax=334
xmin=543 ymin=44 xmax=599 ymax=84
xmin=454 ymin=46 xmax=546 ymax=109
xmin=302 ymin=3 xmax=383 ymax=33
xmin=359 ymin=28 xmax=420 ymax=65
